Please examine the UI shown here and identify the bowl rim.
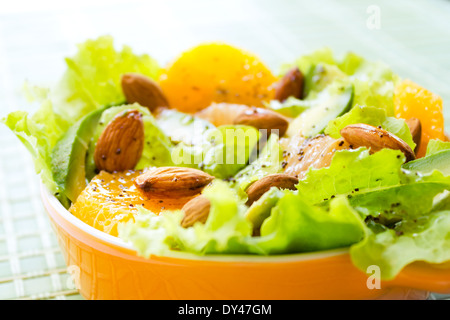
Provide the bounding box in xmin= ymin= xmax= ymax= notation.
xmin=41 ymin=182 xmax=350 ymax=263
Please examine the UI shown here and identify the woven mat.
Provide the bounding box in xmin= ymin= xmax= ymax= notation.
xmin=0 ymin=0 xmax=449 ymax=300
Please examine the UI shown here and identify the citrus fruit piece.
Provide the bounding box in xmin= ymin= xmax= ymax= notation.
xmin=394 ymin=79 xmax=446 ymax=157
xmin=69 ymin=170 xmax=192 ymax=236
xmin=158 ymin=42 xmax=277 ymax=113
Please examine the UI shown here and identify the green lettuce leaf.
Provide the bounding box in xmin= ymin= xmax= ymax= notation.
xmin=292 ymin=47 xmax=337 ymax=77
xmin=426 ymin=139 xmax=450 ymax=156
xmin=339 ymin=52 xmax=398 ymax=116
xmin=303 ymin=63 xmax=347 ymax=97
xmin=2 ymin=36 xmax=161 ymax=198
xmin=297 ymin=148 xmax=405 ymax=204
xmin=119 ymin=180 xmax=253 ymax=256
xmin=350 ymin=210 xmax=450 ymax=280
xmin=402 ymin=149 xmax=450 ymax=176
xmin=246 ymin=194 xmax=366 ymax=254
xmin=432 ymin=192 xmax=450 ymax=212
xmin=52 ymin=36 xmax=160 ymax=122
xmin=348 ymin=171 xmax=450 ymax=221
xmin=342 ymin=167 xmax=450 ymax=279
xmin=325 ymin=105 xmax=416 ymax=150
xmin=1 ymin=96 xmax=70 ymax=198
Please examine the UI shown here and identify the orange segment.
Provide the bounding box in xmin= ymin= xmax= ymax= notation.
xmin=69 ymin=170 xmax=192 ymax=236
xmin=394 ymin=79 xmax=446 ymax=157
xmin=159 ymin=42 xmax=277 ymax=113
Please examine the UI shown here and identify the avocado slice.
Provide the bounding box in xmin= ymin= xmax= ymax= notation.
xmin=402 ymin=149 xmax=450 ymax=176
xmin=51 ymin=106 xmax=108 ymax=205
xmin=286 ymin=81 xmax=354 ymax=137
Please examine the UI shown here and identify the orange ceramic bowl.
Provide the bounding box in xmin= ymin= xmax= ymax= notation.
xmin=41 ymin=184 xmax=450 ymax=300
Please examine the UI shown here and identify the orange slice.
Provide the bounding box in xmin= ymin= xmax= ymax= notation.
xmin=159 ymin=42 xmax=277 ymax=113
xmin=69 ymin=170 xmax=192 ymax=236
xmin=394 ymin=79 xmax=446 ymax=157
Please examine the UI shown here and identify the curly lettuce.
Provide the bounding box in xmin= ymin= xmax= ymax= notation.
xmin=52 ymin=36 xmax=160 ymax=122
xmin=2 ymin=97 xmax=69 ymax=196
xmin=119 ymin=180 xmax=253 ymax=256
xmin=2 ymin=36 xmax=161 ymax=198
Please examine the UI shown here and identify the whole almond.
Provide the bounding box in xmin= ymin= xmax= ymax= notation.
xmin=181 ymin=195 xmax=211 ymax=228
xmin=233 ymin=107 xmax=289 ymax=137
xmin=121 ymin=73 xmax=170 ymax=112
xmin=340 ymin=123 xmax=415 ymax=162
xmin=274 ymin=67 xmax=304 ymax=102
xmin=406 ymin=117 xmax=421 ymax=153
xmin=94 ymin=109 xmax=144 ymax=172
xmin=134 ymin=167 xmax=215 ymax=199
xmin=245 ymin=173 xmax=299 ymax=206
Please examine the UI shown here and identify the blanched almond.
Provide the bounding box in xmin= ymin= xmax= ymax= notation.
xmin=134 ymin=167 xmax=214 ymax=199
xmin=340 ymin=123 xmax=415 ymax=162
xmin=94 ymin=109 xmax=144 ymax=172
xmin=121 ymin=73 xmax=169 ymax=112
xmin=181 ymin=195 xmax=211 ymax=228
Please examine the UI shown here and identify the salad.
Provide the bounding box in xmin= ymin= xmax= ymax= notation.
xmin=3 ymin=36 xmax=450 ymax=281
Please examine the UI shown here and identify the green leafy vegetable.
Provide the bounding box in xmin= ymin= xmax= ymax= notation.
xmin=2 ymin=36 xmax=161 ymax=199
xmin=350 ymin=210 xmax=450 ymax=280
xmin=426 ymin=139 xmax=450 ymax=156
xmin=2 ymin=97 xmax=70 ymax=199
xmin=348 ymin=171 xmax=450 ymax=220
xmin=297 ymin=148 xmax=405 ymax=204
xmin=119 ymin=180 xmax=253 ymax=256
xmin=52 ymin=36 xmax=160 ymax=122
xmin=246 ymin=194 xmax=366 ymax=254
xmin=403 ymin=149 xmax=450 ymax=176
xmin=4 ymin=38 xmax=450 ymax=282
